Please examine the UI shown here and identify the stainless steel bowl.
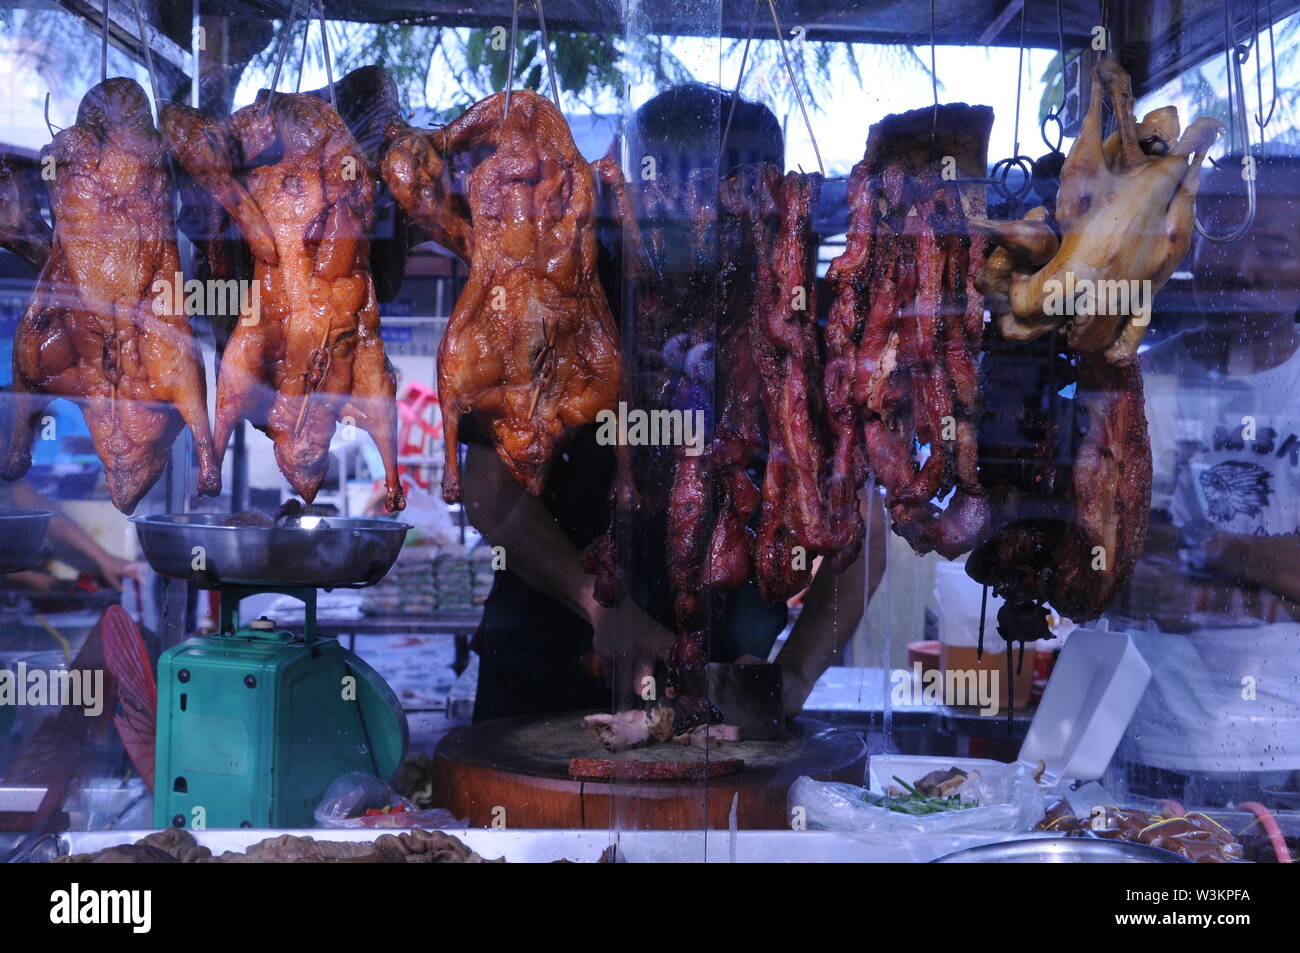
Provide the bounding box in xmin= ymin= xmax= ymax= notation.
xmin=0 ymin=510 xmax=53 ymax=573
xmin=133 ymin=513 xmax=411 ymax=590
xmin=931 ymin=836 xmax=1191 ymax=863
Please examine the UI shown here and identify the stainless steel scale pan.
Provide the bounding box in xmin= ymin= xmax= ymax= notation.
xmin=0 ymin=510 xmax=53 ymax=574
xmin=133 ymin=513 xmax=410 ymax=589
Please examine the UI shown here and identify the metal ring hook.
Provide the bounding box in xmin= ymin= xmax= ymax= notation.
xmin=991 ymin=155 xmax=1035 ymax=207
xmin=1041 ymin=110 xmax=1064 ymax=153
xmin=1195 ymin=3 xmax=1257 ymax=244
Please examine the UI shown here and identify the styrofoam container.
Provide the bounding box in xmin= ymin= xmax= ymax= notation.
xmin=868 ymin=626 xmax=1152 ymax=793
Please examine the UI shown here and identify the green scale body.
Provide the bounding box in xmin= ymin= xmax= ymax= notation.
xmin=152 ymin=587 xmax=406 ymax=830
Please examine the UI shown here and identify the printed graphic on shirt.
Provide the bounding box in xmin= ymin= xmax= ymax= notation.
xmin=1199 ymin=460 xmax=1274 ymax=523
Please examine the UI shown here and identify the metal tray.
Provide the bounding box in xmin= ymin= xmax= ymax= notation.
xmin=932 ymin=836 xmax=1190 ymax=863
xmin=133 ymin=513 xmax=410 ymax=590
xmin=23 ymin=828 xmax=1041 ymax=864
xmin=0 ymin=510 xmax=52 ymax=573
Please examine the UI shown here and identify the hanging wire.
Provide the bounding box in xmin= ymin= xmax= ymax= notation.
xmin=989 ymin=0 xmax=1034 ymax=205
xmin=1195 ymin=0 xmax=1257 ymax=244
xmin=928 ymin=0 xmax=938 ymax=153
xmin=1011 ymin=0 xmax=1027 ymax=158
xmin=1041 ymin=0 xmax=1066 ymax=152
xmin=263 ymin=0 xmax=302 ymax=115
xmin=503 ymin=0 xmax=521 ymax=119
xmin=191 ymin=0 xmax=200 ymax=107
xmin=718 ymin=0 xmax=760 ymax=170
xmin=317 ymin=1 xmax=336 ymax=113
xmin=534 ymin=0 xmax=562 ymax=109
xmin=101 ymin=0 xmax=109 ymax=83
xmin=766 ymin=0 xmax=824 ymax=175
xmin=294 ymin=14 xmax=311 ymax=93
xmin=131 ymin=0 xmax=163 ymax=121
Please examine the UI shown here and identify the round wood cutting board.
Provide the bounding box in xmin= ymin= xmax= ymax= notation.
xmin=433 ymin=712 xmax=867 ymax=829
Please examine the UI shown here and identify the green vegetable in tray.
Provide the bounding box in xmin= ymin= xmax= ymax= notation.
xmin=863 ymin=774 xmax=980 ymax=815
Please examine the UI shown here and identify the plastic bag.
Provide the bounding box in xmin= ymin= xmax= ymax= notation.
xmin=314 ymin=771 xmax=464 ymax=829
xmin=790 ymin=761 xmax=1044 ymax=835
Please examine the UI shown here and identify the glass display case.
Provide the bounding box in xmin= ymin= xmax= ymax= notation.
xmin=0 ymin=0 xmax=1297 ymax=866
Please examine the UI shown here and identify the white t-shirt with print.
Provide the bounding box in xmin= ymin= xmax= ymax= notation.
xmin=1122 ymin=332 xmax=1300 ymax=773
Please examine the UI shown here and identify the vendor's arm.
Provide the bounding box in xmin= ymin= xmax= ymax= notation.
xmin=1204 ymin=532 xmax=1300 ymax=610
xmin=11 ymin=483 xmax=138 ymax=590
xmin=774 ymin=488 xmax=887 ymax=716
xmin=461 ymin=442 xmax=674 ymax=700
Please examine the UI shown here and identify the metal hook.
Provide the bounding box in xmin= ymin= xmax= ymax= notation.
xmin=766 ymin=0 xmax=824 ymax=176
xmin=533 ymin=0 xmax=562 ymax=110
xmin=43 ymin=92 xmax=62 ymax=138
xmin=990 ymin=154 xmax=1035 ymax=207
xmin=131 ymin=0 xmax=163 ymax=121
xmin=1195 ymin=0 xmax=1257 ymax=244
xmin=1255 ymin=0 xmax=1279 ymax=134
xmin=101 ymin=0 xmax=109 ymax=83
xmin=718 ymin=0 xmax=760 ymax=171
xmin=502 ymin=0 xmax=521 ymax=120
xmin=263 ymin=0 xmax=302 ymax=116
xmin=317 ymin=1 xmax=336 ymax=113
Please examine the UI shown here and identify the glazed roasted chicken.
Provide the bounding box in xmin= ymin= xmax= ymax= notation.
xmin=2 ymin=79 xmax=220 ymax=513
xmin=972 ymin=57 xmax=1220 ymax=364
xmin=163 ymin=92 xmax=405 ymax=512
xmin=407 ymin=90 xmax=621 ymax=502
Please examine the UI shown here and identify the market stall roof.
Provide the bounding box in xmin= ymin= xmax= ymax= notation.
xmin=61 ymin=0 xmax=1300 ymax=97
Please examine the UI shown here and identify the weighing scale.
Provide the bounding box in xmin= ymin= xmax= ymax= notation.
xmin=134 ymin=513 xmax=411 ymax=830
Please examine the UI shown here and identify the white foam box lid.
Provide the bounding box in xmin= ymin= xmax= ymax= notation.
xmin=868 ymin=627 xmax=1152 ymax=794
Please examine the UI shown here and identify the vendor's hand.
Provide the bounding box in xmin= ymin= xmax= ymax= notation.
xmin=590 ymin=600 xmax=675 ymax=706
xmin=1120 ymin=550 xmax=1203 ymax=632
xmin=729 ymin=654 xmax=813 ymax=719
xmin=92 ymin=555 xmax=141 ymax=591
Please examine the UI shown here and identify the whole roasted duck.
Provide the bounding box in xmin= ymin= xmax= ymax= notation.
xmin=2 ymin=79 xmax=220 ymax=513
xmin=387 ymin=90 xmax=621 ymax=503
xmin=163 ymin=91 xmax=405 ymax=512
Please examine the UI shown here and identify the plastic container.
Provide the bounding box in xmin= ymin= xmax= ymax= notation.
xmin=870 ymin=625 xmax=1153 ymax=793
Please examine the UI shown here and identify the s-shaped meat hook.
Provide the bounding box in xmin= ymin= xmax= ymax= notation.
xmin=1195 ymin=0 xmax=1257 ymax=244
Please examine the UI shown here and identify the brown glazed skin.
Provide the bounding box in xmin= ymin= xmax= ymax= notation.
xmin=163 ymin=93 xmax=405 ymax=512
xmin=427 ymin=90 xmax=621 ymax=502
xmin=1 ymin=79 xmax=220 ymax=513
xmin=0 ymin=152 xmax=52 ymax=270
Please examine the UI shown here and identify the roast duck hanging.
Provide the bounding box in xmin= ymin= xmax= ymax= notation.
xmin=1 ymin=78 xmax=221 ymax=514
xmin=163 ymin=90 xmax=406 ymax=512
